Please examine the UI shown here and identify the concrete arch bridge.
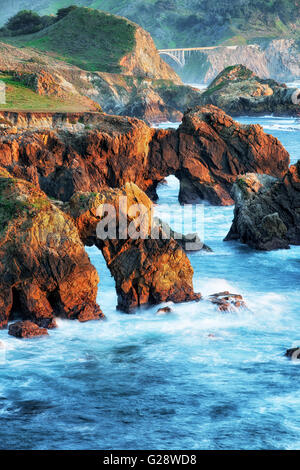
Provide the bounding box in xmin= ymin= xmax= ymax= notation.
xmin=158 ymin=45 xmax=246 ymax=67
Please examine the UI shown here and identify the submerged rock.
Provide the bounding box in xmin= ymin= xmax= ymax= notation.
xmin=64 ymin=182 xmax=201 ymax=312
xmin=8 ymin=321 xmax=48 ymax=339
xmin=199 ymin=65 xmax=300 ymax=116
xmin=208 ymin=291 xmax=246 ymax=312
xmin=156 ymin=306 xmax=173 ymax=315
xmin=225 ymin=164 xmax=300 ymax=250
xmin=0 ymin=168 xmax=103 ymax=330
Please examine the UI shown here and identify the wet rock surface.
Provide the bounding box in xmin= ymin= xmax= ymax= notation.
xmin=8 ymin=321 xmax=48 ymax=339
xmin=208 ymin=291 xmax=247 ymax=312
xmin=175 ymin=105 xmax=290 ymax=205
xmin=285 ymin=348 xmax=300 ymax=360
xmin=156 ymin=306 xmax=173 ymax=315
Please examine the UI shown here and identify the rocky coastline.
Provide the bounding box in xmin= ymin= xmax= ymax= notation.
xmin=0 ymin=105 xmax=289 ymax=206
xmin=1 ymin=103 xmax=289 ymax=337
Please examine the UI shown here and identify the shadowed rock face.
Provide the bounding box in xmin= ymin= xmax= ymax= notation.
xmin=0 ymin=106 xmax=290 ymax=206
xmin=225 ymin=164 xmax=300 ymax=250
xmin=64 ymin=183 xmax=201 ymax=312
xmin=0 ymin=168 xmax=103 ymax=329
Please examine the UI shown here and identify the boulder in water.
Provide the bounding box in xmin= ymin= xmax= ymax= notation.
xmin=285 ymin=348 xmax=300 ymax=360
xmin=156 ymin=306 xmax=173 ymax=315
xmin=208 ymin=291 xmax=246 ymax=312
xmin=8 ymin=321 xmax=48 ymax=339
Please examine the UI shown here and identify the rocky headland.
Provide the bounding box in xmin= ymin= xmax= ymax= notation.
xmin=199 ymin=65 xmax=300 ymax=116
xmin=0 ymin=167 xmax=103 ymax=330
xmin=0 ymin=103 xmax=285 ymax=335
xmin=0 ymin=8 xmax=202 ymax=125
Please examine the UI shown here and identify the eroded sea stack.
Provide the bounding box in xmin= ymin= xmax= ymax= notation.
xmin=65 ymin=183 xmax=200 ymax=312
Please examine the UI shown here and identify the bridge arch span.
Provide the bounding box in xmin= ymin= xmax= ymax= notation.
xmin=159 ymin=51 xmax=185 ymax=67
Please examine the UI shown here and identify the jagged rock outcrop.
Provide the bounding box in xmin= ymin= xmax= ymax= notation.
xmin=0 ymin=106 xmax=290 ymax=205
xmin=0 ymin=167 xmax=103 ymax=329
xmin=64 ymin=183 xmax=201 ymax=312
xmin=94 ymin=73 xmax=202 ymax=125
xmin=225 ymin=164 xmax=300 ymax=250
xmin=120 ymin=85 xmax=183 ymax=124
xmin=0 ymin=112 xmax=155 ymax=201
xmin=173 ymin=106 xmax=290 ymax=205
xmin=14 ymin=70 xmax=76 ymax=99
xmin=153 ymin=217 xmax=212 ymax=252
xmin=199 ymin=65 xmax=300 ymax=116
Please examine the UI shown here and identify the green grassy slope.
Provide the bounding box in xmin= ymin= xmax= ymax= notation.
xmin=1 ymin=0 xmax=299 ymax=48
xmin=1 ymin=7 xmax=137 ymax=72
xmin=0 ymin=73 xmax=91 ymax=111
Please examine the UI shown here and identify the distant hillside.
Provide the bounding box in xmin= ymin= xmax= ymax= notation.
xmin=0 ymin=7 xmax=136 ymax=73
xmin=1 ymin=0 xmax=299 ymax=48
xmin=0 ymin=7 xmax=180 ymax=81
xmin=0 ymin=9 xmax=185 ymax=122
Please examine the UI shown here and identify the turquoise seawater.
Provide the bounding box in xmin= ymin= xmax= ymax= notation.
xmin=0 ymin=110 xmax=299 ymax=450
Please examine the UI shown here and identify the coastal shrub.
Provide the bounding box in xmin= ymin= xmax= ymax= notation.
xmin=56 ymin=6 xmax=79 ymax=21
xmin=5 ymin=11 xmax=45 ymax=36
